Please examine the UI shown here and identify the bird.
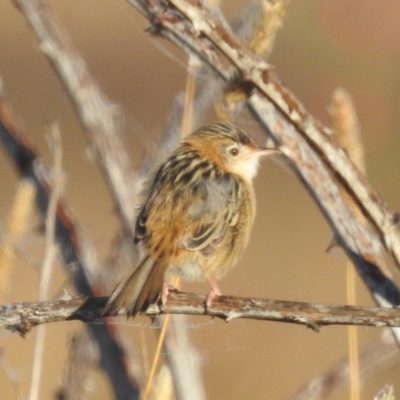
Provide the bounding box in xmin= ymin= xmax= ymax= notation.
xmin=104 ymin=122 xmax=276 ymax=317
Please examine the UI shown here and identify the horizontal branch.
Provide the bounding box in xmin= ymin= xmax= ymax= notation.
xmin=3 ymin=292 xmax=400 ymax=336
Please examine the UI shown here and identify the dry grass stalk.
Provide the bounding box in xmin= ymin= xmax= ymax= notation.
xmin=328 ymin=88 xmax=368 ymax=226
xmin=329 ymin=88 xmax=365 ymax=400
xmin=148 ymin=365 xmax=174 ymax=400
xmin=141 ymin=313 xmax=173 ymax=400
xmin=29 ymin=121 xmax=63 ymax=400
xmin=0 ymin=180 xmax=36 ymax=297
xmin=181 ymin=66 xmax=196 ymax=139
xmin=330 ymin=88 xmax=365 ymax=174
xmin=247 ymin=0 xmax=289 ymax=59
xmin=207 ymin=0 xmax=221 ymax=5
xmin=142 ymin=56 xmax=205 ymax=399
xmin=217 ymin=0 xmax=289 ymax=122
xmin=374 ymin=385 xmax=395 ymax=400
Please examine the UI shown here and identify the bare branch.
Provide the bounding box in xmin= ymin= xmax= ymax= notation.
xmin=3 ymin=293 xmax=400 ymax=335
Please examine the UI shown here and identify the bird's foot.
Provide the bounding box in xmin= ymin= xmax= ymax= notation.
xmin=161 ymin=282 xmax=177 ymax=305
xmin=206 ymin=277 xmax=222 ymax=308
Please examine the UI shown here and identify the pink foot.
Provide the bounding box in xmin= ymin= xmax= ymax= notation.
xmin=206 ymin=276 xmax=222 ymax=308
xmin=161 ymin=282 xmax=176 ymax=305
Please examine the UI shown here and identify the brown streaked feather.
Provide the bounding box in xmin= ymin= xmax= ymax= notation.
xmin=104 ymin=255 xmax=159 ymax=317
xmin=133 ymin=259 xmax=169 ymax=315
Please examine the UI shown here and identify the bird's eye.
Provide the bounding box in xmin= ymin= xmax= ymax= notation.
xmin=230 ymin=148 xmax=239 ymax=156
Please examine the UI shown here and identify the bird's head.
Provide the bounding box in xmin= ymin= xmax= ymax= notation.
xmin=186 ymin=123 xmax=277 ymax=182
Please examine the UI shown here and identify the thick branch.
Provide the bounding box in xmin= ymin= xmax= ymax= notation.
xmin=3 ymin=293 xmax=400 ymax=336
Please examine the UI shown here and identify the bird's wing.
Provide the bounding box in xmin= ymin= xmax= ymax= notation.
xmin=134 ymin=164 xmax=165 ymax=244
xmin=180 ymin=173 xmax=240 ymax=256
xmin=134 ymin=160 xmax=242 ymax=258
xmin=134 ymin=206 xmax=147 ymax=244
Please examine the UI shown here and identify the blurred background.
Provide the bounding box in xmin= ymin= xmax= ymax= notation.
xmin=1 ymin=0 xmax=400 ymax=399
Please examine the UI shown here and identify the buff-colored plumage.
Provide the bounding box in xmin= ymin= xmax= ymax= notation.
xmin=105 ymin=123 xmax=275 ymax=317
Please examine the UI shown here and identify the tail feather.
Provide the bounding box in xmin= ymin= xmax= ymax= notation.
xmin=104 ymin=255 xmax=168 ymax=317
xmin=134 ymin=258 xmax=168 ymax=315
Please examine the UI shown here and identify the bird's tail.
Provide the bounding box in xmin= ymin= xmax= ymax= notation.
xmin=104 ymin=255 xmax=168 ymax=317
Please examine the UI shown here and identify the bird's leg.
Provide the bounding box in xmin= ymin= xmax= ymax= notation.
xmin=160 ymin=282 xmax=176 ymax=304
xmin=206 ymin=275 xmax=222 ymax=308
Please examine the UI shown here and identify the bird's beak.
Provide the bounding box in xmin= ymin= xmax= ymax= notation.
xmin=253 ymin=147 xmax=280 ymax=157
